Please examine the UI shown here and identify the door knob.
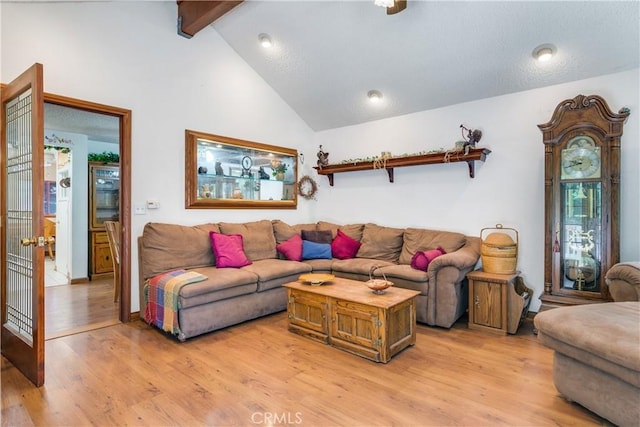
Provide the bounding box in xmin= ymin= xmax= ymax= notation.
xmin=21 ymin=237 xmax=38 ymax=246
xmin=21 ymin=236 xmax=46 ymax=247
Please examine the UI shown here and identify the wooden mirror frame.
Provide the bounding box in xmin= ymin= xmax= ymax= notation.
xmin=185 ymin=129 xmax=298 ymax=209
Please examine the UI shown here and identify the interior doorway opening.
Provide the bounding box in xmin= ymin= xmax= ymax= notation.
xmin=42 ymin=96 xmax=131 ymax=338
xmin=44 ymin=103 xmax=121 ymax=339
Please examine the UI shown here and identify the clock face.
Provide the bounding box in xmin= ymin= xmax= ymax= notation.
xmin=561 ymin=146 xmax=601 ymax=179
xmin=241 ymin=156 xmax=252 ymax=170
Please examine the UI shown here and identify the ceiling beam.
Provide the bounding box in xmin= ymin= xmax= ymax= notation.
xmin=177 ymin=1 xmax=244 ymax=38
xmin=387 ymin=0 xmax=407 ymax=15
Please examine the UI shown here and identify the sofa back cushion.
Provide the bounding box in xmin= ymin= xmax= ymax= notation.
xmin=317 ymin=221 xmax=364 ymax=241
xmin=272 ymin=220 xmax=317 ymax=244
xmin=399 ymin=228 xmax=466 ymax=265
xmin=219 ymin=220 xmax=277 ymax=261
xmin=140 ymin=222 xmax=219 ymax=279
xmin=356 ymin=223 xmax=404 ymax=263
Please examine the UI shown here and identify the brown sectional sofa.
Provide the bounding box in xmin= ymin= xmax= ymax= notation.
xmin=138 ymin=219 xmax=481 ymax=341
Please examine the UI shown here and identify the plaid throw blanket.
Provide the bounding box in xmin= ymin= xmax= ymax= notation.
xmin=144 ymin=269 xmax=207 ymax=336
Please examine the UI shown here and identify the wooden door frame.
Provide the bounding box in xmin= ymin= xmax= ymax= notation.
xmin=44 ymin=93 xmax=131 ymax=322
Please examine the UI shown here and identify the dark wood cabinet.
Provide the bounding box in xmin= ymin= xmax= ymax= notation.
xmin=538 ymin=95 xmax=630 ymax=308
xmin=89 ymin=162 xmax=119 ymax=280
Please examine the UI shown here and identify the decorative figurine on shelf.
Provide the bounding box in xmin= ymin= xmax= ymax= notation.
xmin=198 ymin=166 xmax=208 ymax=174
xmin=373 ymin=151 xmax=392 ymax=169
xmin=459 ymin=124 xmax=483 ymax=155
xmin=317 ymin=145 xmax=329 ymax=169
xmin=258 ymin=166 xmax=270 ymax=180
xmin=215 ymin=161 xmax=224 ymax=176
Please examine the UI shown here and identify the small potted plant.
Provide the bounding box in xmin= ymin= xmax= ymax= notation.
xmin=271 ymin=161 xmax=288 ymax=180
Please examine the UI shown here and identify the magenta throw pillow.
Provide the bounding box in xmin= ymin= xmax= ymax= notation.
xmin=331 ymin=229 xmax=361 ymax=260
xmin=209 ymin=232 xmax=252 ymax=268
xmin=276 ymin=234 xmax=303 ymax=261
xmin=410 ymin=246 xmax=446 ymax=271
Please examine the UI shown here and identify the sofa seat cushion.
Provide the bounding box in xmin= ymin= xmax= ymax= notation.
xmin=242 ymin=259 xmax=312 ymax=291
xmin=177 ymin=266 xmax=258 ymax=309
xmin=331 ymin=258 xmax=395 ymax=276
xmin=535 ymin=302 xmax=640 ymax=387
xmin=302 ymin=258 xmax=334 ymax=272
xmin=374 ymin=264 xmax=429 ymax=294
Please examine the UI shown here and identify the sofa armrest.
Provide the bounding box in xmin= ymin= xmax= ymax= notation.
xmin=425 ymin=236 xmax=481 ymax=326
xmin=428 ymin=237 xmax=481 ymax=273
xmin=606 ymin=262 xmax=640 ymax=301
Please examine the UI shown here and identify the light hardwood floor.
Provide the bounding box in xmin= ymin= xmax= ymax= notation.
xmin=2 ymin=311 xmax=606 ymax=426
xmin=45 ymin=279 xmax=120 ymax=340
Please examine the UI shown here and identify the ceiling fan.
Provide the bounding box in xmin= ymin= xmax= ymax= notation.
xmin=374 ymin=0 xmax=407 ymax=15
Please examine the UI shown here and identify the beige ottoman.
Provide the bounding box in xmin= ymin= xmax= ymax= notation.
xmin=534 ymin=302 xmax=640 ymax=427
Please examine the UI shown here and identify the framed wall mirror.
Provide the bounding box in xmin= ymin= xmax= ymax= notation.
xmin=185 ymin=129 xmax=298 ymax=209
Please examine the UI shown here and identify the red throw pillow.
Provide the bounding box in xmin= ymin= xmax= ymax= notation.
xmin=276 ymin=234 xmax=303 ymax=261
xmin=410 ymin=247 xmax=446 ymax=271
xmin=331 ymin=229 xmax=362 ymax=260
xmin=209 ymin=232 xmax=252 ymax=268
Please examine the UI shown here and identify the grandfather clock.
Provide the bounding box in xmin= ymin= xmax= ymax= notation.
xmin=539 ymin=94 xmax=629 ymax=309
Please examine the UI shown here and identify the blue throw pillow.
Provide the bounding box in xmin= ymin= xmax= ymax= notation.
xmin=302 ymin=240 xmax=332 ymax=260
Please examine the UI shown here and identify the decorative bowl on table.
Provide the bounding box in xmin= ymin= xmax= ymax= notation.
xmin=365 ymin=278 xmax=393 ymax=294
xmin=298 ymin=273 xmax=335 ymax=286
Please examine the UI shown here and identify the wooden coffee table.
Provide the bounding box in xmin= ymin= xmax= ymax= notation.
xmin=283 ymin=277 xmax=420 ymax=363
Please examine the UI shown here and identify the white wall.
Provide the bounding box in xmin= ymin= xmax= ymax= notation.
xmin=1 ymin=2 xmax=315 ymax=311
xmin=2 ymin=2 xmax=637 ymax=314
xmin=43 ymin=129 xmax=90 ymax=280
xmin=312 ymin=69 xmax=640 ymax=311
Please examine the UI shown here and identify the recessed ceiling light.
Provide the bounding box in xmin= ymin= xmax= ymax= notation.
xmin=258 ymin=33 xmax=272 ymax=48
xmin=374 ymin=0 xmax=394 ymax=7
xmin=533 ymin=44 xmax=556 ymax=62
xmin=367 ymin=90 xmax=383 ymax=103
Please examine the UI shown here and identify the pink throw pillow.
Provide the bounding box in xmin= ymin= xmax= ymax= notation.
xmin=410 ymin=247 xmax=446 ymax=271
xmin=331 ymin=229 xmax=362 ymax=260
xmin=209 ymin=232 xmax=252 ymax=268
xmin=276 ymin=234 xmax=303 ymax=261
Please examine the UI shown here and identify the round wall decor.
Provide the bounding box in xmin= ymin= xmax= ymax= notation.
xmin=297 ymin=175 xmax=318 ymax=200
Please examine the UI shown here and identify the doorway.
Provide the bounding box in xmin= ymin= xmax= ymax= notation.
xmin=43 ymin=103 xmax=123 ymax=338
xmin=43 ymin=93 xmax=132 ymax=336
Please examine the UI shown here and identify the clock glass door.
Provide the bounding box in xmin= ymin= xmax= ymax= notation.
xmin=560 ymin=181 xmax=602 ymax=293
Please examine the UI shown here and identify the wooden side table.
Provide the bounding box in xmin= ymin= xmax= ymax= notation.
xmin=467 ymin=270 xmax=524 ymax=335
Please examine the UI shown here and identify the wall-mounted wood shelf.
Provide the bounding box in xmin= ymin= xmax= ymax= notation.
xmin=313 ymin=147 xmax=491 ymax=186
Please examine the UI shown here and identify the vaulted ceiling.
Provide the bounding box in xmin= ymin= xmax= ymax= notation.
xmin=179 ymin=0 xmax=640 ymax=131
